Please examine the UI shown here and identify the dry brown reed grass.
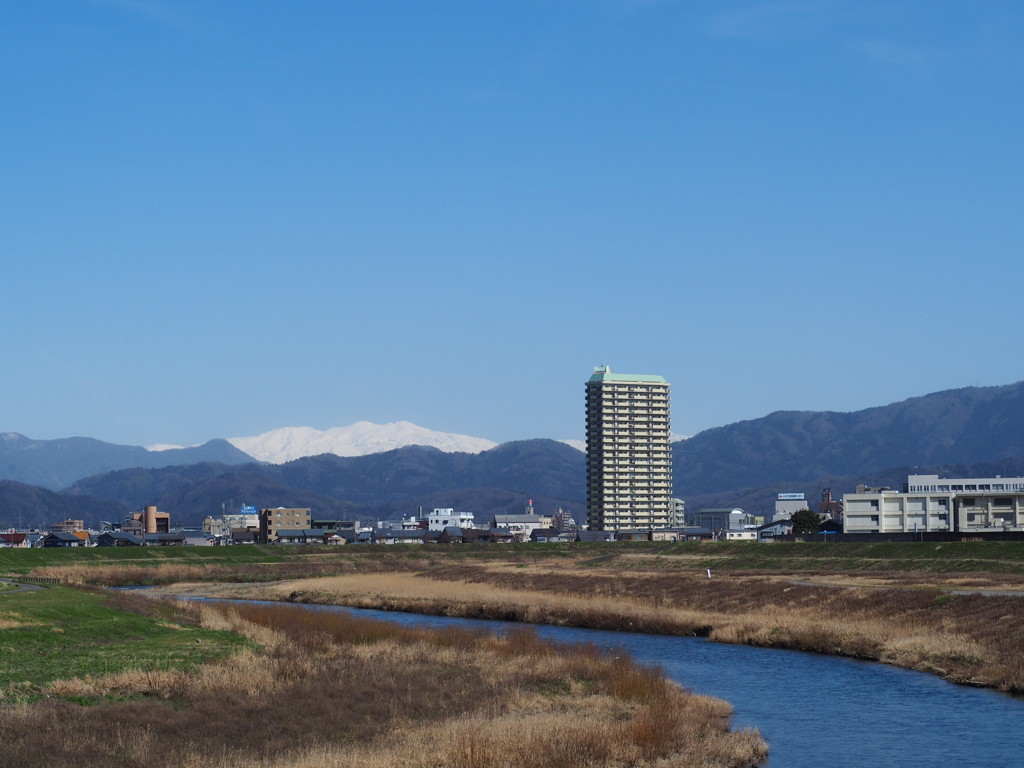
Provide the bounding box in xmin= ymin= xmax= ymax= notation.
xmin=30 ymin=559 xmax=373 ymax=587
xmin=2 ymin=596 xmax=766 ymax=768
xmin=194 ymin=562 xmax=1024 ymax=693
xmin=0 ymin=611 xmax=42 ymax=629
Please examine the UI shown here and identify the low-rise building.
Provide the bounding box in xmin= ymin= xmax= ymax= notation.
xmin=231 ymin=528 xmax=257 ymax=545
xmin=492 ymin=514 xmax=551 ymax=542
xmin=311 ymin=518 xmax=360 ymax=533
xmin=96 ymin=531 xmax=144 ymax=547
xmin=130 ymin=506 xmax=170 ymax=534
xmin=43 ymin=531 xmax=88 ymax=547
xmin=669 ymin=498 xmax=686 ymax=528
xmin=144 ymin=533 xmax=185 ymax=546
xmin=428 ymin=508 xmax=476 ymax=532
xmin=530 ymin=528 xmax=575 ymax=543
xmin=259 ymin=508 xmax=312 ymax=543
xmin=380 ymin=529 xmax=426 ymax=545
xmin=773 ymin=494 xmax=807 ymax=522
xmin=756 ymin=519 xmax=794 ymax=541
xmin=723 ymin=530 xmax=757 ymax=541
xmin=275 ymin=529 xmax=324 ymax=545
xmin=204 ymin=512 xmax=259 ymax=538
xmin=844 ymin=474 xmax=1024 ymax=534
xmin=49 ymin=519 xmax=84 ymax=533
xmin=577 ymin=530 xmax=617 ymax=543
xmin=687 ymin=508 xmax=746 ymax=531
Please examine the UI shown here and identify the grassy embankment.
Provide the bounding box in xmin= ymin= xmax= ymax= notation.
xmin=9 ymin=541 xmax=1024 ymax=691
xmin=0 ymin=583 xmax=766 ymax=768
xmin=0 ymin=585 xmax=247 ymax=705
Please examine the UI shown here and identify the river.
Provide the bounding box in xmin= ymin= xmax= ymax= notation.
xmin=271 ymin=602 xmax=1022 ymax=768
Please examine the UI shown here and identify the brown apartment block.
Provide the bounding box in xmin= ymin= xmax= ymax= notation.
xmin=259 ymin=507 xmax=312 ymax=543
xmin=49 ymin=519 xmax=85 ymax=533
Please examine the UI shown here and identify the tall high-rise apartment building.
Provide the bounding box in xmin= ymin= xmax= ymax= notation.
xmin=585 ymin=366 xmax=672 ymax=531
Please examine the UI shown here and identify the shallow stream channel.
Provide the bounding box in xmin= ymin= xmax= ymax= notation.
xmin=179 ymin=597 xmax=1022 ymax=768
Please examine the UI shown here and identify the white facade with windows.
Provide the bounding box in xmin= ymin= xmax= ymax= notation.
xmin=428 ymin=508 xmax=476 ymax=531
xmin=844 ymin=491 xmax=954 ymax=533
xmin=773 ymin=493 xmax=808 ymax=522
xmin=585 ymin=367 xmax=672 ymax=532
xmin=843 ymin=474 xmax=1024 ymax=533
xmin=906 ymin=474 xmax=1024 ymax=494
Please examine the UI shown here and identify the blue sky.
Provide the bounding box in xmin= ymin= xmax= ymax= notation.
xmin=3 ymin=0 xmax=1022 ymax=447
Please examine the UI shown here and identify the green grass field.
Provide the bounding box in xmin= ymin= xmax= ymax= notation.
xmin=0 ymin=585 xmax=248 ymax=703
xmin=0 ymin=543 xmax=292 ymax=574
xmin=3 ymin=539 xmax=1024 ymax=581
xmin=641 ymin=540 xmax=1024 ymax=573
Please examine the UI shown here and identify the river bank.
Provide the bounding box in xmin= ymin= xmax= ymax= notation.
xmin=1 ymin=586 xmax=766 ymax=768
xmin=143 ymin=560 xmax=1024 ymax=694
xmin=292 ymin=602 xmax=1024 ymax=768
xmin=23 ymin=541 xmax=1024 ymax=692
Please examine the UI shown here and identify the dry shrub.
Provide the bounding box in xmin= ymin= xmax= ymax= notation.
xmin=0 ymin=612 xmax=41 ymax=629
xmin=258 ymin=562 xmax=1024 ymax=692
xmin=33 ymin=558 xmax=376 ymax=588
xmin=8 ymin=596 xmax=766 ymax=768
xmin=34 ymin=563 xmax=211 ymax=586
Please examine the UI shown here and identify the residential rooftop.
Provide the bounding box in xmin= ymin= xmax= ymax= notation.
xmin=588 ymin=365 xmax=667 ymax=384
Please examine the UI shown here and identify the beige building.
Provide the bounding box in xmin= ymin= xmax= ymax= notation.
xmin=585 ymin=366 xmax=672 ymax=531
xmin=259 ymin=507 xmax=312 ymax=542
xmin=128 ymin=505 xmax=170 ymax=534
xmin=843 ymin=474 xmax=1024 ymax=534
xmin=49 ymin=519 xmax=85 ymax=533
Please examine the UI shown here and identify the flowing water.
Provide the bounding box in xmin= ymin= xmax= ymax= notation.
xmin=287 ymin=603 xmax=1023 ymax=768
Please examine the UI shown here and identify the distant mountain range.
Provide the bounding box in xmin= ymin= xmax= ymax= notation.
xmin=673 ymin=381 xmax=1024 ymax=496
xmin=0 ymin=480 xmax=128 ymax=530
xmin=2 ymin=380 xmax=1023 ymax=529
xmin=0 ymin=433 xmax=252 ymax=491
xmin=0 ymin=422 xmax=503 ymax=490
xmin=224 ymin=421 xmax=498 ymax=463
xmin=63 ymin=440 xmax=585 ymax=527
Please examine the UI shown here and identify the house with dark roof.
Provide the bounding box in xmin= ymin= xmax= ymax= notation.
xmin=615 ymin=529 xmax=650 ymax=542
xmin=529 ymin=528 xmax=575 ymax=543
xmin=144 ymin=533 xmax=186 ymax=546
xmin=439 ymin=526 xmax=465 ymax=544
xmin=756 ymin=519 xmax=794 ymax=541
xmin=379 ymin=529 xmax=426 ymax=545
xmin=577 ymin=532 xmax=614 ymax=544
xmin=96 ymin=531 xmax=144 ymax=547
xmin=42 ymin=531 xmax=88 ymax=547
xmin=461 ymin=528 xmax=515 ymax=544
xmin=230 ymin=528 xmax=257 ymax=545
xmin=275 ymin=529 xmax=325 ymax=545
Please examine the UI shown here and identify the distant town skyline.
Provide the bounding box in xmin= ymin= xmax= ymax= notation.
xmin=3 ymin=2 xmax=1022 ymax=448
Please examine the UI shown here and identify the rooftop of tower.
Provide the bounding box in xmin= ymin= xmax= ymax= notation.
xmin=588 ymin=366 xmax=668 ymax=384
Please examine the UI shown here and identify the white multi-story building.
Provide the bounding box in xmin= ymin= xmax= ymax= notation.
xmin=428 ymin=508 xmax=476 ymax=532
xmin=669 ymin=498 xmax=686 ymax=528
xmin=492 ymin=514 xmax=551 ymax=542
xmin=843 ymin=474 xmax=1024 ymax=534
xmin=203 ymin=512 xmax=259 ymax=538
xmin=585 ymin=366 xmax=672 ymax=531
xmin=773 ymin=493 xmax=807 ymax=522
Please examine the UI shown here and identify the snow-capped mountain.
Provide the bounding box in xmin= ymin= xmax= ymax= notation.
xmin=226 ymin=421 xmax=498 ymax=464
